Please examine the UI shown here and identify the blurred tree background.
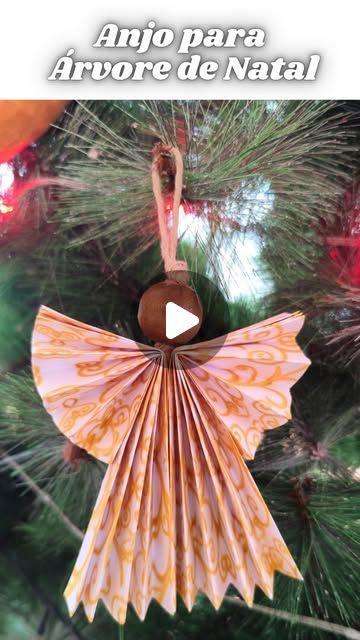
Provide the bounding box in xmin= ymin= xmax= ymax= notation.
xmin=0 ymin=100 xmax=359 ymax=640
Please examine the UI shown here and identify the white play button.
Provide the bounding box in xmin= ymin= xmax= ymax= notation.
xmin=166 ymin=302 xmax=200 ymax=340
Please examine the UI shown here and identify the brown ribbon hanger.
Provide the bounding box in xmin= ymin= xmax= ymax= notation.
xmin=152 ymin=144 xmax=188 ymax=274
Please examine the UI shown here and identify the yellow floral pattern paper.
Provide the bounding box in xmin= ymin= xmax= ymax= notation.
xmin=31 ymin=305 xmax=310 ymax=624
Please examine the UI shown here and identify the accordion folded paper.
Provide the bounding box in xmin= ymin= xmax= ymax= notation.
xmin=32 ymin=305 xmax=310 ymax=624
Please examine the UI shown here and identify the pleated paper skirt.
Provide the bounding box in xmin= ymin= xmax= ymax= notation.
xmin=31 ymin=306 xmax=309 ymax=623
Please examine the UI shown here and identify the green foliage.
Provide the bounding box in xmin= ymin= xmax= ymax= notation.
xmin=258 ymin=473 xmax=360 ymax=637
xmin=52 ymin=101 xmax=357 ymax=281
xmin=0 ymin=372 xmax=104 ymax=520
xmin=0 ymin=260 xmax=39 ymax=372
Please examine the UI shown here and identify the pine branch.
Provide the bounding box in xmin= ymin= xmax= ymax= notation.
xmin=224 ymin=597 xmax=360 ymax=640
xmin=37 ymin=608 xmax=50 ymax=636
xmin=10 ymin=549 xmax=87 ymax=640
xmin=50 ymin=100 xmax=358 ymax=281
xmin=256 ymin=471 xmax=360 ymax=627
xmin=0 ymin=450 xmax=84 ymax=542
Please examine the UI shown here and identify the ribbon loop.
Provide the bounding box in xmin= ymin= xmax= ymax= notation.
xmin=152 ymin=144 xmax=186 ymax=274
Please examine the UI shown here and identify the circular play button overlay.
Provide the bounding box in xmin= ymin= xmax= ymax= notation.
xmin=135 ymin=270 xmax=231 ymax=369
xmin=137 ymin=277 xmax=203 ymax=345
xmin=165 ymin=301 xmax=200 ymax=341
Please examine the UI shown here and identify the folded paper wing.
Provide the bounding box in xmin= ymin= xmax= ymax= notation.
xmin=174 ymin=312 xmax=310 ymax=459
xmin=32 ymin=305 xmax=310 ymax=624
xmin=32 ymin=305 xmax=163 ymax=464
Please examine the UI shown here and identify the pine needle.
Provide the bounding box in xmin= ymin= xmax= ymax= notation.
xmin=51 ymin=101 xmax=358 ymax=282
xmin=1 ymin=450 xmax=84 ymax=542
xmin=224 ymin=597 xmax=360 ymax=640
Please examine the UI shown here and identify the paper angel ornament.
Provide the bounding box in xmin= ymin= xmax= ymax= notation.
xmin=32 ymin=305 xmax=310 ymax=623
xmin=31 ymin=145 xmax=310 ymax=623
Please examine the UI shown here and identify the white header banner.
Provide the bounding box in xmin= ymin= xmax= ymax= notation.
xmin=1 ymin=0 xmax=359 ymax=98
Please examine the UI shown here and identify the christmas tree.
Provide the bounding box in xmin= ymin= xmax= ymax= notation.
xmin=0 ymin=100 xmax=359 ymax=640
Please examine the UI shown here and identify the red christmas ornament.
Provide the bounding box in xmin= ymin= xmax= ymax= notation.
xmin=0 ymin=160 xmax=17 ymax=222
xmin=327 ymin=182 xmax=360 ymax=287
xmin=0 ymin=148 xmax=51 ymax=246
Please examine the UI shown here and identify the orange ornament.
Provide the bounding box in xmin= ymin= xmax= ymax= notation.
xmin=0 ymin=100 xmax=69 ymax=162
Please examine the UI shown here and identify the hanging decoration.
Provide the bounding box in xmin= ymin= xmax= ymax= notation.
xmin=0 ymin=150 xmax=39 ymax=217
xmin=0 ymin=100 xmax=69 ymax=163
xmin=0 ymin=145 xmax=82 ymax=248
xmin=31 ymin=144 xmax=310 ymax=624
xmin=0 ymin=148 xmax=48 ymax=245
xmin=326 ymin=180 xmax=360 ymax=287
